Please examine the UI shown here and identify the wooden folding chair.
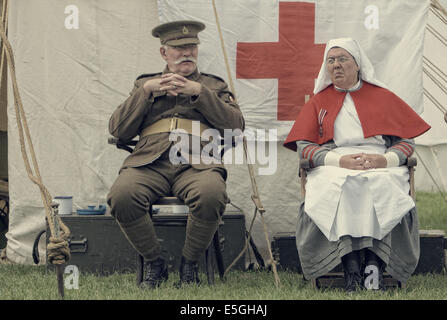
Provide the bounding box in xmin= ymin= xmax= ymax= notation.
xmin=299 ymin=156 xmax=417 ymax=289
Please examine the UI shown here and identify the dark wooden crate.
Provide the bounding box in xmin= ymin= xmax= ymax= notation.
xmin=416 ymin=229 xmax=446 ymax=274
xmin=271 ymin=232 xmax=302 ymax=273
xmin=313 ymin=272 xmax=402 ymax=290
xmin=271 ymin=232 xmax=341 ymax=273
xmin=47 ymin=206 xmax=246 ymax=275
xmin=272 ymin=229 xmax=446 ymax=275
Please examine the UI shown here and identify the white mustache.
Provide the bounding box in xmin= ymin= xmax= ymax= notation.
xmin=175 ymin=57 xmax=197 ymax=65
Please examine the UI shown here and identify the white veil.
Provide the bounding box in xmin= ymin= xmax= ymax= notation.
xmin=313 ymin=38 xmax=388 ymax=94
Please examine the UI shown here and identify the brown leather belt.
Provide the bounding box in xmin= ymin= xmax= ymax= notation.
xmin=140 ymin=117 xmax=211 ymax=138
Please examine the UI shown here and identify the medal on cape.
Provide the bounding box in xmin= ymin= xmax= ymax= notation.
xmin=318 ymin=108 xmax=327 ymax=137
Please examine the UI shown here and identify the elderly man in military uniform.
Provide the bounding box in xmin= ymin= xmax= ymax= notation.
xmin=107 ymin=20 xmax=245 ymax=288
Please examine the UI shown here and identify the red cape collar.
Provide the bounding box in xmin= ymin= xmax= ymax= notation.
xmin=284 ymin=82 xmax=431 ymax=151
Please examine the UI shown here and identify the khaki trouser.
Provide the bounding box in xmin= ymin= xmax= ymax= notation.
xmin=107 ymin=151 xmax=228 ymax=262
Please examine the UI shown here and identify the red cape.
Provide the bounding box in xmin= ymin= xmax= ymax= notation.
xmin=283 ymin=82 xmax=431 ymax=151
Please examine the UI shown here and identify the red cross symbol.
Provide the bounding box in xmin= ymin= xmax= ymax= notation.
xmin=236 ymin=2 xmax=325 ymax=121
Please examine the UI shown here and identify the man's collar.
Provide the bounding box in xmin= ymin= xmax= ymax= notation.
xmin=162 ymin=66 xmax=200 ymax=81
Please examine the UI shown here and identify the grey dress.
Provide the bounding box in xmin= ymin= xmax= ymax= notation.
xmin=296 ymin=138 xmax=420 ymax=283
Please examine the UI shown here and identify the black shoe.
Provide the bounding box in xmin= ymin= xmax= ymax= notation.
xmin=176 ymin=256 xmax=200 ymax=287
xmin=344 ymin=270 xmax=363 ymax=292
xmin=141 ymin=257 xmax=168 ymax=289
xmin=363 ymin=262 xmax=385 ymax=291
xmin=341 ymin=251 xmax=362 ymax=292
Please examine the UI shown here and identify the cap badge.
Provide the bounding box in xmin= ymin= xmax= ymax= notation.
xmin=182 ymin=26 xmax=189 ymax=35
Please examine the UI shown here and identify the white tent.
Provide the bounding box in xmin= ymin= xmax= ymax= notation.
xmin=1 ymin=0 xmax=446 ymax=265
xmin=415 ymin=2 xmax=447 ymax=195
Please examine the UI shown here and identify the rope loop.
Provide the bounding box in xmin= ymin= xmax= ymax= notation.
xmin=47 ymin=233 xmax=71 ymax=265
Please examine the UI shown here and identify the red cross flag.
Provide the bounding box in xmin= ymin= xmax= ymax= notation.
xmin=158 ymin=0 xmax=430 ymax=139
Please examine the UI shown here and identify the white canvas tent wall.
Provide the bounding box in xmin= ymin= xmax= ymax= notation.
xmin=415 ymin=2 xmax=447 ymax=195
xmin=2 ymin=0 xmax=446 ymax=265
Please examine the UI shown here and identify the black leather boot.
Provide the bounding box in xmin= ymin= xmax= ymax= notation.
xmin=141 ymin=257 xmax=168 ymax=289
xmin=343 ymin=269 xmax=363 ymax=292
xmin=177 ymin=256 xmax=200 ymax=287
xmin=342 ymin=251 xmax=363 ymax=292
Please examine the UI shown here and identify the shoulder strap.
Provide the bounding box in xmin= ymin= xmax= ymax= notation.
xmin=136 ymin=72 xmax=162 ymax=80
xmin=200 ymin=72 xmax=225 ymax=83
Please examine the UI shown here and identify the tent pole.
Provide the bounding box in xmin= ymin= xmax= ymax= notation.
xmin=210 ymin=0 xmax=280 ymax=287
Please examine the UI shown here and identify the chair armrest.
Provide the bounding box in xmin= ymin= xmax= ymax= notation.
xmin=108 ymin=137 xmax=119 ymax=145
xmin=300 ymin=158 xmax=310 ymax=170
xmin=219 ymin=134 xmax=241 ymax=159
xmin=108 ymin=136 xmax=138 ymax=153
xmin=108 ymin=137 xmax=138 ymax=146
xmin=299 ymin=158 xmax=309 ymax=197
xmin=299 ymin=158 xmax=310 ymax=177
xmin=407 ymin=156 xmax=417 ymax=200
xmin=407 ymin=156 xmax=417 ymax=168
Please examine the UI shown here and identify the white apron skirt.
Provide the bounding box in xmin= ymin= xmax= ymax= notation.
xmin=304 ymin=145 xmax=415 ymax=242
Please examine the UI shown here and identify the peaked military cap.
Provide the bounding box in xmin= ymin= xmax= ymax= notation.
xmin=152 ymin=20 xmax=206 ymax=46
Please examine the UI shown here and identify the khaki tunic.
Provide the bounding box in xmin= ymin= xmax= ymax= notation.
xmin=109 ymin=66 xmax=245 ymax=172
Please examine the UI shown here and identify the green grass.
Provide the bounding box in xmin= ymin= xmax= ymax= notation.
xmin=0 ymin=192 xmax=446 ymax=301
xmin=416 ymin=192 xmax=447 ymax=232
xmin=0 ymin=265 xmax=446 ymax=300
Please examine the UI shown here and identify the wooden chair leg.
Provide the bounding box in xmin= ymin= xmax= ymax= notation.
xmin=213 ymin=230 xmax=225 ymax=280
xmin=136 ymin=253 xmax=144 ymax=285
xmin=205 ymin=246 xmax=215 ymax=285
xmin=311 ymin=278 xmax=319 ymax=289
xmin=205 ymin=230 xmax=226 ymax=285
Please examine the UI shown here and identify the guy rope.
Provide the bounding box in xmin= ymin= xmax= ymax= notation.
xmin=0 ymin=0 xmax=70 ymax=299
xmin=211 ymin=0 xmax=281 ymax=287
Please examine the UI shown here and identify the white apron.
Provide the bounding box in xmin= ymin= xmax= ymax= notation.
xmin=304 ymin=91 xmax=415 ymax=241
